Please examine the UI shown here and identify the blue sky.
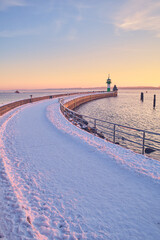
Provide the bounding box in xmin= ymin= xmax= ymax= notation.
xmin=0 ymin=0 xmax=160 ymax=89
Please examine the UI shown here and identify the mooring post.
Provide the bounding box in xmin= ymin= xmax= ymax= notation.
xmin=113 ymin=124 xmax=116 ymax=143
xmin=140 ymin=92 xmax=144 ymax=101
xmin=142 ymin=131 xmax=145 ymax=154
xmin=153 ymin=94 xmax=156 ymax=109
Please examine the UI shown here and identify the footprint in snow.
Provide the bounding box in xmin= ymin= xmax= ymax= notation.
xmin=0 ymin=234 xmax=4 ymax=239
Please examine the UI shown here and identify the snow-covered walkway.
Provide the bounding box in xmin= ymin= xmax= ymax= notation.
xmin=0 ymin=98 xmax=160 ymax=240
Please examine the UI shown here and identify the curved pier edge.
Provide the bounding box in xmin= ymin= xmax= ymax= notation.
xmin=59 ymin=91 xmax=117 ymax=141
xmin=59 ymin=91 xmax=160 ymax=161
xmin=0 ymin=90 xmax=113 ymax=116
xmin=63 ymin=91 xmax=117 ymax=110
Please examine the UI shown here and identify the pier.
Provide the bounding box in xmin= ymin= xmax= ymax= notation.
xmin=0 ymin=92 xmax=160 ymax=239
xmin=1 ymin=90 xmax=159 ymax=159
xmin=0 ymin=91 xmax=112 ymax=116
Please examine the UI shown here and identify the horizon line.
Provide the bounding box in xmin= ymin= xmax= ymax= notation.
xmin=0 ymin=86 xmax=160 ymax=91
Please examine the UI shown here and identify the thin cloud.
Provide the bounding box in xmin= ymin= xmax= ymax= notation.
xmin=54 ymin=19 xmax=66 ymax=31
xmin=115 ymin=0 xmax=160 ymax=37
xmin=0 ymin=28 xmax=41 ymax=38
xmin=0 ymin=0 xmax=27 ymax=10
xmin=66 ymin=29 xmax=77 ymax=41
xmin=68 ymin=0 xmax=93 ymax=22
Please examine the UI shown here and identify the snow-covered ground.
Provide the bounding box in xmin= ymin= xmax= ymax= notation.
xmin=0 ymin=98 xmax=160 ymax=240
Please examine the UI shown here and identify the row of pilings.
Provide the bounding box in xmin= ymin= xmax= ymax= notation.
xmin=140 ymin=92 xmax=157 ymax=109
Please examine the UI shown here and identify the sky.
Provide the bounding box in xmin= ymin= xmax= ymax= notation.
xmin=0 ymin=0 xmax=160 ymax=89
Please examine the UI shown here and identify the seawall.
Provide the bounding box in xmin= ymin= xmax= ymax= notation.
xmin=64 ymin=91 xmax=117 ymax=110
xmin=0 ymin=94 xmax=65 ymax=116
xmin=0 ymin=91 xmax=116 ymax=116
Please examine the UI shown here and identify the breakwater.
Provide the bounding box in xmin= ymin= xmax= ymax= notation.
xmin=0 ymin=94 xmax=63 ymax=116
xmin=0 ymin=91 xmax=110 ymax=116
xmin=64 ymin=91 xmax=117 ymax=110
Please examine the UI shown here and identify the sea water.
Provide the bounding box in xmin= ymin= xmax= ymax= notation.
xmin=76 ymin=89 xmax=160 ymax=132
xmin=76 ymin=89 xmax=160 ymax=160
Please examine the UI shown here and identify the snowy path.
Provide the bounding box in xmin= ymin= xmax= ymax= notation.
xmin=0 ymin=98 xmax=160 ymax=240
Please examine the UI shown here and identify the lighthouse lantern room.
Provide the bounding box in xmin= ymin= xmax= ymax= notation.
xmin=106 ymin=74 xmax=111 ymax=92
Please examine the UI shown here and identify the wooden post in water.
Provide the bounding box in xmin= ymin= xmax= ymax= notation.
xmin=153 ymin=94 xmax=156 ymax=109
xmin=140 ymin=92 xmax=144 ymax=101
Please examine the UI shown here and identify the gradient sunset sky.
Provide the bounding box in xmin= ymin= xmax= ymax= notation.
xmin=0 ymin=0 xmax=160 ymax=89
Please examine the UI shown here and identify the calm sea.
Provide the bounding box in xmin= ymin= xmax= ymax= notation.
xmin=76 ymin=89 xmax=160 ymax=132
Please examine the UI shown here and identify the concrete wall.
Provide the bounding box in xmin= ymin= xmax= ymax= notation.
xmin=0 ymin=91 xmax=108 ymax=116
xmin=64 ymin=91 xmax=117 ymax=110
xmin=0 ymin=94 xmax=68 ymax=116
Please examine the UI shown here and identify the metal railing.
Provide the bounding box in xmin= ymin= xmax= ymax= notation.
xmin=60 ymin=99 xmax=160 ymax=160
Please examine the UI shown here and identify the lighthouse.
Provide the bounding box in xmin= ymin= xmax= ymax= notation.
xmin=106 ymin=74 xmax=111 ymax=92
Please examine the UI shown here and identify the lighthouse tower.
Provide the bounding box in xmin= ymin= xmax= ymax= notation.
xmin=106 ymin=74 xmax=111 ymax=92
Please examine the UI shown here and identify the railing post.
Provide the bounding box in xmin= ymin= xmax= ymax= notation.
xmin=142 ymin=131 xmax=145 ymax=154
xmin=113 ymin=124 xmax=116 ymax=143
xmin=59 ymin=97 xmax=160 ymax=158
xmin=73 ymin=113 xmax=75 ymax=122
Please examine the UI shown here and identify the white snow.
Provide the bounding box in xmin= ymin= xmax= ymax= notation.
xmin=0 ymin=97 xmax=160 ymax=240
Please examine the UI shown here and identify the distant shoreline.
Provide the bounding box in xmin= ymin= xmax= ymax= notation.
xmin=38 ymin=86 xmax=160 ymax=90
xmin=0 ymin=86 xmax=160 ymax=91
xmin=118 ymin=87 xmax=160 ymax=90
